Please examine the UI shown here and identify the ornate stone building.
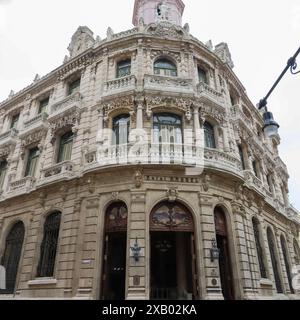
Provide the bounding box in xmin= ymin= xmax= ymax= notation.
xmin=0 ymin=0 xmax=299 ymax=300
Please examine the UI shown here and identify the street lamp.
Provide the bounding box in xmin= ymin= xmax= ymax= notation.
xmin=258 ymin=46 xmax=300 ymax=137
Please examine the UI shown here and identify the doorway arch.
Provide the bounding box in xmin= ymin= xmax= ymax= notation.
xmin=214 ymin=207 xmax=235 ymax=300
xmin=150 ymin=201 xmax=198 ymax=300
xmin=0 ymin=221 xmax=25 ymax=294
xmin=100 ymin=201 xmax=128 ymax=300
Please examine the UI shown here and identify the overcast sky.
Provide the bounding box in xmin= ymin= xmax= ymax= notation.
xmin=0 ymin=0 xmax=299 ymax=209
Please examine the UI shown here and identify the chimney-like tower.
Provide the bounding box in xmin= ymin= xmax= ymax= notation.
xmin=132 ymin=0 xmax=185 ymax=27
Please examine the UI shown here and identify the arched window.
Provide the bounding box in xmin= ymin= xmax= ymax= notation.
xmin=1 ymin=222 xmax=25 ymax=294
xmin=112 ymin=114 xmax=130 ymax=145
xmin=57 ymin=131 xmax=74 ymax=163
xmin=0 ymin=160 xmax=8 ymax=190
xmin=117 ymin=59 xmax=131 ymax=78
xmin=198 ymin=67 xmax=208 ymax=84
xmin=280 ymin=235 xmax=294 ymax=294
xmin=204 ymin=121 xmax=216 ymax=149
xmin=153 ymin=113 xmax=183 ymax=144
xmin=37 ymin=212 xmax=62 ymax=278
xmin=252 ymin=218 xmax=267 ymax=278
xmin=267 ymin=227 xmax=283 ymax=293
xmin=154 ymin=58 xmax=177 ymax=77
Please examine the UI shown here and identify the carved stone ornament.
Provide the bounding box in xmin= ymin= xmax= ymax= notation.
xmin=68 ymin=26 xmax=95 ymax=59
xmin=20 ymin=130 xmax=46 ymax=159
xmin=214 ymin=42 xmax=234 ymax=69
xmin=102 ymin=96 xmax=134 ymax=122
xmin=146 ymin=21 xmax=187 ymax=40
xmin=134 ymin=170 xmax=143 ymax=188
xmin=166 ymin=187 xmax=179 ymax=202
xmin=231 ymin=201 xmax=245 ymax=216
xmin=112 ymin=192 xmax=119 ymax=201
xmin=201 ymin=174 xmax=211 ymax=192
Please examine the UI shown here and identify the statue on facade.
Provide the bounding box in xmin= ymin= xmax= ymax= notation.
xmin=157 ymin=1 xmax=169 ymax=21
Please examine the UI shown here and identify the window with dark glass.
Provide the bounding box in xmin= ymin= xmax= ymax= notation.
xmin=238 ymin=144 xmax=246 ymax=170
xmin=266 ymin=174 xmax=273 ymax=192
xmin=154 ymin=58 xmax=177 ymax=77
xmin=153 ymin=113 xmax=183 ymax=145
xmin=38 ymin=97 xmax=49 ymax=114
xmin=0 ymin=222 xmax=25 ymax=294
xmin=68 ymin=78 xmax=81 ymax=95
xmin=113 ymin=114 xmax=130 ymax=145
xmin=252 ymin=218 xmax=267 ymax=279
xmin=198 ymin=67 xmax=208 ymax=84
xmin=204 ymin=122 xmax=216 ymax=149
xmin=280 ymin=235 xmax=294 ymax=294
xmin=37 ymin=212 xmax=61 ymax=278
xmin=230 ymin=95 xmax=235 ymax=106
xmin=252 ymin=160 xmax=259 ymax=178
xmin=117 ymin=59 xmax=131 ymax=78
xmin=10 ymin=114 xmax=20 ymax=129
xmin=25 ymin=147 xmax=40 ymax=177
xmin=294 ymin=240 xmax=300 ymax=265
xmin=267 ymin=227 xmax=283 ymax=293
xmin=57 ymin=131 xmax=74 ymax=163
xmin=0 ymin=160 xmax=7 ymax=190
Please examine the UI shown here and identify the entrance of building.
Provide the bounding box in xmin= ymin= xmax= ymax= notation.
xmin=101 ymin=202 xmax=128 ymax=300
xmin=214 ymin=207 xmax=235 ymax=300
xmin=150 ymin=201 xmax=198 ymax=300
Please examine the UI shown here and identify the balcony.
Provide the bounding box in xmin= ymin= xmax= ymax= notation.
xmin=37 ymin=161 xmax=76 ymax=187
xmin=144 ymin=74 xmax=193 ymax=95
xmin=83 ymin=143 xmax=242 ymax=177
xmin=19 ymin=112 xmax=48 ymax=137
xmin=8 ymin=176 xmax=36 ymax=195
xmin=0 ymin=128 xmax=18 ymax=147
xmin=48 ymin=92 xmax=82 ymax=120
xmin=243 ymin=170 xmax=265 ymax=196
xmin=197 ymin=82 xmax=224 ymax=108
xmin=103 ymin=75 xmax=137 ymax=97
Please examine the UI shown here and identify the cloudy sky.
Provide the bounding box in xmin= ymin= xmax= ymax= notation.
xmin=0 ymin=0 xmax=299 ymax=208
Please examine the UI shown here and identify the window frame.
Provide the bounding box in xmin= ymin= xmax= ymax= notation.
xmin=198 ymin=67 xmax=208 ymax=84
xmin=154 ymin=58 xmax=178 ymax=77
xmin=204 ymin=121 xmax=216 ymax=149
xmin=57 ymin=131 xmax=74 ymax=163
xmin=10 ymin=113 xmax=20 ymax=130
xmin=25 ymin=147 xmax=40 ymax=177
xmin=116 ymin=59 xmax=132 ymax=78
xmin=67 ymin=78 xmax=81 ymax=96
xmin=38 ymin=97 xmax=50 ymax=115
xmin=0 ymin=160 xmax=8 ymax=190
xmin=112 ymin=114 xmax=130 ymax=146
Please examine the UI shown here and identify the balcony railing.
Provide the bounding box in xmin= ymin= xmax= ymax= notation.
xmin=243 ymin=170 xmax=265 ymax=195
xmin=50 ymin=92 xmax=82 ymax=117
xmin=38 ymin=161 xmax=75 ymax=186
xmin=23 ymin=112 xmax=48 ymax=129
xmin=197 ymin=82 xmax=224 ymax=107
xmin=8 ymin=176 xmax=36 ymax=193
xmin=103 ymin=75 xmax=137 ymax=96
xmin=0 ymin=128 xmax=18 ymax=146
xmin=144 ymin=74 xmax=193 ymax=94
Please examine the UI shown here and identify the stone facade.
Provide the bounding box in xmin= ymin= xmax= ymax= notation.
xmin=0 ymin=0 xmax=299 ymax=300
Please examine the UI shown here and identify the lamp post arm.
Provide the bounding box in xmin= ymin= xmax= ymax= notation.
xmin=259 ymin=46 xmax=300 ymax=109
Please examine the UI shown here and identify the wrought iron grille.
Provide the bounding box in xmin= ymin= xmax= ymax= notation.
xmin=0 ymin=222 xmax=25 ymax=294
xmin=267 ymin=228 xmax=283 ymax=293
xmin=280 ymin=236 xmax=294 ymax=294
xmin=252 ymin=218 xmax=267 ymax=279
xmin=37 ymin=212 xmax=61 ymax=278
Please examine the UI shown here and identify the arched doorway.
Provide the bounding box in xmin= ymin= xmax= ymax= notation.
xmin=214 ymin=207 xmax=235 ymax=300
xmin=0 ymin=221 xmax=25 ymax=294
xmin=101 ymin=202 xmax=128 ymax=300
xmin=150 ymin=201 xmax=198 ymax=300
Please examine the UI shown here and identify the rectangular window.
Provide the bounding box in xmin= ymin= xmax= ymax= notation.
xmin=0 ymin=160 xmax=8 ymax=190
xmin=117 ymin=60 xmax=131 ymax=78
xmin=57 ymin=132 xmax=74 ymax=163
xmin=38 ymin=97 xmax=49 ymax=114
xmin=25 ymin=147 xmax=40 ymax=177
xmin=10 ymin=114 xmax=20 ymax=129
xmin=252 ymin=160 xmax=259 ymax=178
xmin=238 ymin=145 xmax=246 ymax=170
xmin=68 ymin=78 xmax=81 ymax=96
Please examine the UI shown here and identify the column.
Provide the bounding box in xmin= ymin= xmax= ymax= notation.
xmin=136 ymin=104 xmax=144 ymax=129
xmin=222 ymin=124 xmax=230 ymax=153
xmin=127 ymin=190 xmax=147 ymax=300
xmin=198 ymin=193 xmax=223 ymax=300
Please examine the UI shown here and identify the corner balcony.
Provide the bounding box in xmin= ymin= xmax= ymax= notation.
xmin=103 ymin=75 xmax=137 ymax=97
xmin=231 ymin=105 xmax=254 ymax=135
xmin=197 ymin=82 xmax=225 ymax=108
xmin=48 ymin=92 xmax=82 ymax=121
xmin=144 ymin=74 xmax=194 ymax=95
xmin=37 ymin=161 xmax=76 ymax=187
xmin=0 ymin=128 xmax=18 ymax=147
xmin=7 ymin=176 xmax=36 ymax=196
xmin=83 ymin=143 xmax=242 ymax=177
xmin=243 ymin=170 xmax=265 ymax=196
xmin=19 ymin=112 xmax=48 ymax=138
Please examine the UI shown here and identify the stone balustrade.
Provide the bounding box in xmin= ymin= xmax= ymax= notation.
xmin=103 ymin=75 xmax=137 ymax=96
xmin=23 ymin=112 xmax=48 ymax=129
xmin=0 ymin=128 xmax=18 ymax=146
xmin=144 ymin=74 xmax=193 ymax=93
xmin=38 ymin=161 xmax=75 ymax=186
xmin=50 ymin=92 xmax=82 ymax=116
xmin=197 ymin=81 xmax=224 ymax=107
xmin=8 ymin=176 xmax=36 ymax=193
